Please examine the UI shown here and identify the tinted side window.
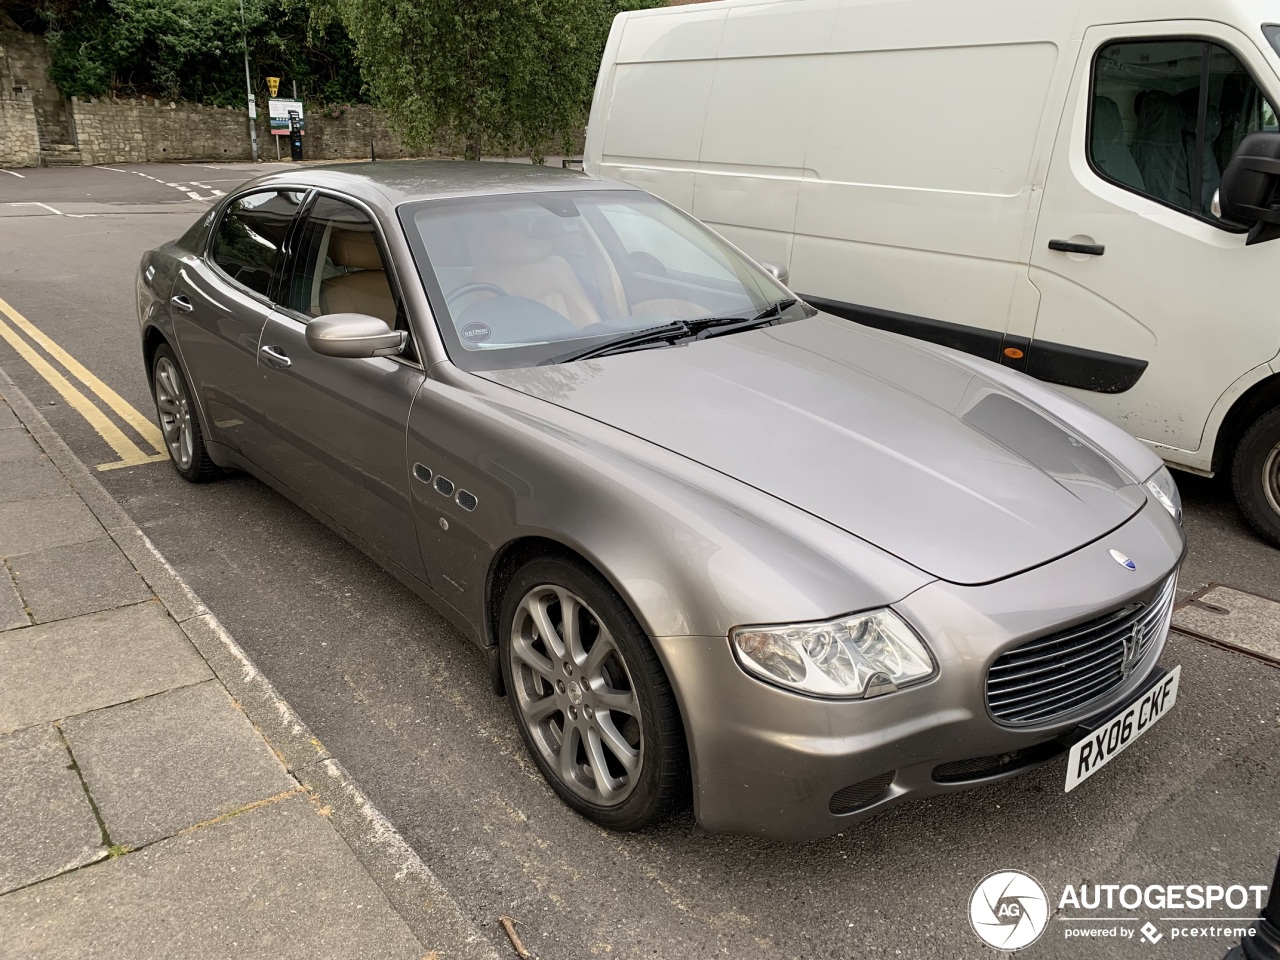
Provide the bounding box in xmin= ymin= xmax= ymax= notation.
xmin=210 ymin=191 xmax=304 ymax=296
xmin=1091 ymin=39 xmax=1279 ymax=221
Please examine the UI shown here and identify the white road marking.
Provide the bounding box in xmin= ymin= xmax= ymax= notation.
xmin=7 ymin=202 xmax=96 ymax=218
xmin=1 ymin=169 xmax=26 ymax=178
xmin=9 ymin=201 xmax=64 ymax=215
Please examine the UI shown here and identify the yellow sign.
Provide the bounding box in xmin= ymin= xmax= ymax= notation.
xmin=266 ymin=76 xmax=281 ymax=97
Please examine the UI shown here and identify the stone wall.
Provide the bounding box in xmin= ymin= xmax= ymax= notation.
xmin=71 ymin=98 xmax=254 ymax=165
xmin=293 ymin=103 xmax=453 ymax=161
xmin=0 ymin=14 xmax=45 ymax=165
xmin=0 ymin=93 xmax=40 ymax=167
xmin=68 ymin=96 xmax=458 ymax=165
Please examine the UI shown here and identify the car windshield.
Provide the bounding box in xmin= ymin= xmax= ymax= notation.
xmin=398 ymin=189 xmax=797 ymax=370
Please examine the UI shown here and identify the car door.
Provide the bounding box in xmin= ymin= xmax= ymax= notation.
xmin=1027 ymin=23 xmax=1280 ymax=457
xmin=250 ymin=192 xmax=429 ymax=583
xmin=170 ymin=189 xmax=305 ymax=456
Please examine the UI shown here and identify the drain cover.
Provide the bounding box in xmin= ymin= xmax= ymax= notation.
xmin=1172 ymin=586 xmax=1280 ymax=666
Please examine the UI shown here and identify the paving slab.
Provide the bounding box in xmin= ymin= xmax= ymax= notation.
xmin=0 ymin=457 xmax=68 ymax=503
xmin=9 ymin=538 xmax=153 ymax=624
xmin=0 ymin=725 xmax=105 ymax=894
xmin=0 ymin=566 xmax=26 ymax=630
xmin=0 ymin=400 xmax=20 ymax=430
xmin=62 ymin=681 xmax=296 ymax=847
xmin=0 ymin=427 xmax=43 ymax=464
xmin=1174 ymin=585 xmax=1280 ymax=662
xmin=0 ymin=795 xmax=426 ymax=960
xmin=0 ymin=496 xmax=103 ymax=558
xmin=0 ymin=602 xmax=211 ymax=734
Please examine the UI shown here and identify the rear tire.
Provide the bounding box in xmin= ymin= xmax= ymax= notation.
xmin=499 ymin=556 xmax=689 ymax=831
xmin=1231 ymin=406 xmax=1280 ymax=548
xmin=151 ymin=344 xmax=220 ymax=483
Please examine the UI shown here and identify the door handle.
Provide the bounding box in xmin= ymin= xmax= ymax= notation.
xmin=1048 ymin=239 xmax=1106 ymax=256
xmin=170 ymin=295 xmax=194 ymax=313
xmin=260 ymin=344 xmax=292 ymax=369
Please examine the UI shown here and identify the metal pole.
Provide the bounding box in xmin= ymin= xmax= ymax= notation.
xmin=240 ymin=0 xmax=258 ymax=162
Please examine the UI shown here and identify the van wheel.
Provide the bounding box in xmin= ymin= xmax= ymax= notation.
xmin=1231 ymin=406 xmax=1280 ymax=548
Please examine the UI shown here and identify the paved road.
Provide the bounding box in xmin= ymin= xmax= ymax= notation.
xmin=1 ymin=164 xmax=1277 ymax=960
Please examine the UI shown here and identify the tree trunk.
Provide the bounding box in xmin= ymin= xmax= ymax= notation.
xmin=466 ymin=131 xmax=482 ymax=161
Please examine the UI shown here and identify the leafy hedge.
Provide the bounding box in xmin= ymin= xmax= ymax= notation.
xmin=26 ymin=0 xmax=365 ymax=106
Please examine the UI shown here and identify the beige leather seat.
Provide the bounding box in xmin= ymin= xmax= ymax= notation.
xmin=468 ymin=222 xmax=601 ymax=328
xmin=320 ymin=230 xmax=397 ymax=324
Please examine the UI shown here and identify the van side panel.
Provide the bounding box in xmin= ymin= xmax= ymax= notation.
xmin=592 ymin=6 xmax=729 ymax=210
xmin=790 ymin=42 xmax=1061 ymax=344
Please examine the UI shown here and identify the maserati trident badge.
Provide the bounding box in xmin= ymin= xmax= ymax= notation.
xmin=1109 ymin=549 xmax=1137 ymax=571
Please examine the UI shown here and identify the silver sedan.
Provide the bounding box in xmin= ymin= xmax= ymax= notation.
xmin=137 ymin=161 xmax=1185 ymax=840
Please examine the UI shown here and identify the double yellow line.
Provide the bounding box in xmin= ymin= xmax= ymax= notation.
xmin=0 ymin=295 xmax=168 ymax=471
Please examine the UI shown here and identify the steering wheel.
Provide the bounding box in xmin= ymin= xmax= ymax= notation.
xmin=446 ymin=282 xmax=508 ymax=307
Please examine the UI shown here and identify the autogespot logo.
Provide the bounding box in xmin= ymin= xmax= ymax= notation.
xmin=970 ymin=870 xmax=1050 ymax=950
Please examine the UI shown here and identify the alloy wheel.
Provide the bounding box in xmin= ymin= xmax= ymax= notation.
xmin=1264 ymin=442 xmax=1280 ymax=518
xmin=509 ymin=584 xmax=643 ymax=806
xmin=153 ymin=355 xmax=193 ymax=470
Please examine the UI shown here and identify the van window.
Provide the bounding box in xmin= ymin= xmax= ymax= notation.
xmin=1091 ymin=39 xmax=1279 ymax=221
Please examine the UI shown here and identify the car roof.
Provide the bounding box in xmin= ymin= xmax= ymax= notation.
xmin=244 ymin=159 xmax=636 ymax=205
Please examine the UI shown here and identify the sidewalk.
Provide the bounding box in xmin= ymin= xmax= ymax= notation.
xmin=0 ymin=372 xmax=500 ymax=960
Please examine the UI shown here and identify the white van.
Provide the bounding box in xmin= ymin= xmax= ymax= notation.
xmin=584 ymin=0 xmax=1280 ymax=546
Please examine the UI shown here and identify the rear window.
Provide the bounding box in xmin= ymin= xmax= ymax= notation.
xmin=209 ymin=190 xmax=305 ymax=297
xmin=1267 ymin=24 xmax=1280 ymax=57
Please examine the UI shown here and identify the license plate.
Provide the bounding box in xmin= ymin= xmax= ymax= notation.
xmin=1064 ymin=665 xmax=1181 ymax=792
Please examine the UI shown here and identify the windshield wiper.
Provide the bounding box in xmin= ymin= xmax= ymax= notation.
xmin=687 ymin=298 xmax=800 ymax=339
xmin=542 ymin=320 xmax=691 ymax=365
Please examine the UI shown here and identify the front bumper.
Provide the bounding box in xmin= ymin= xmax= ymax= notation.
xmin=652 ymin=501 xmax=1185 ymax=840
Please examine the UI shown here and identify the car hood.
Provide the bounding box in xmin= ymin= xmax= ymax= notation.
xmin=481 ymin=315 xmax=1146 ymax=585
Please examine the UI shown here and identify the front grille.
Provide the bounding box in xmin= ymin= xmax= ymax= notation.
xmin=986 ymin=575 xmax=1176 ymax=726
xmin=829 ymin=771 xmax=895 ymax=815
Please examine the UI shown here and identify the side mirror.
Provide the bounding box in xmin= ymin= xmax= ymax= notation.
xmin=305 ymin=313 xmax=407 ymax=358
xmin=759 ymin=260 xmax=790 ymax=287
xmin=1218 ymin=132 xmax=1280 ymax=245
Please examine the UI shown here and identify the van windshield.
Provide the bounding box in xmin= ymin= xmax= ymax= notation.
xmin=399 ymin=190 xmax=798 ymax=370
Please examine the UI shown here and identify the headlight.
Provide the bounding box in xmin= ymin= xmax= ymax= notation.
xmin=1144 ymin=465 xmax=1182 ymax=523
xmin=731 ymin=609 xmax=936 ymax=699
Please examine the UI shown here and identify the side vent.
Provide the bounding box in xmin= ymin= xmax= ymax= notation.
xmin=412 ymin=463 xmax=432 ymax=484
xmin=434 ymin=476 xmax=455 ymax=497
xmin=455 ymin=489 xmax=478 ymax=512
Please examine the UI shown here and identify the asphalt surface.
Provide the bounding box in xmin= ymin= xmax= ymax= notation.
xmin=1 ymin=164 xmax=1278 ymax=960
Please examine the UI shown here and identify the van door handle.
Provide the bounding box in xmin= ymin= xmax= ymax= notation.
xmin=260 ymin=344 xmax=292 ymax=369
xmin=1048 ymin=239 xmax=1106 ymax=256
xmin=170 ymin=295 xmax=194 ymax=313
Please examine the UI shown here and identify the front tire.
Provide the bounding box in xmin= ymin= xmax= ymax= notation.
xmin=1231 ymin=406 xmax=1280 ymax=548
xmin=152 ymin=344 xmax=220 ymax=483
xmin=499 ymin=557 xmax=688 ymax=831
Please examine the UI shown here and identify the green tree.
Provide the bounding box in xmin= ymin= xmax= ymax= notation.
xmin=31 ymin=0 xmax=364 ymax=106
xmin=310 ymin=0 xmax=663 ymax=161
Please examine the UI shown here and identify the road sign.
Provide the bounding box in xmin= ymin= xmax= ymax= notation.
xmin=267 ymin=98 xmax=304 ymax=136
xmin=267 ymin=76 xmax=281 ymax=97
